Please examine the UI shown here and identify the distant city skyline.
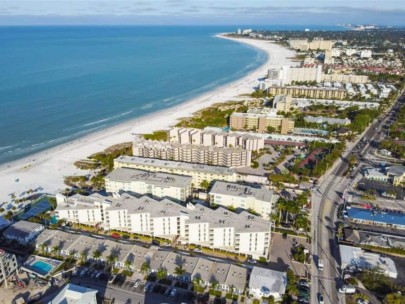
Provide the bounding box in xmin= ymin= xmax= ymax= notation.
xmin=0 ymin=0 xmax=404 ymax=26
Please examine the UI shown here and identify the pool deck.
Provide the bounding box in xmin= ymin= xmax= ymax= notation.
xmin=21 ymin=255 xmax=62 ymax=278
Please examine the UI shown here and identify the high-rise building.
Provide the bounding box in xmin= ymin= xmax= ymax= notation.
xmin=268 ymin=86 xmax=347 ymax=100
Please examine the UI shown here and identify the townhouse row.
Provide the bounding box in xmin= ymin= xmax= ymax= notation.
xmin=34 ymin=229 xmax=286 ymax=299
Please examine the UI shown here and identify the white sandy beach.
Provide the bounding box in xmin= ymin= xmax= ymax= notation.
xmin=0 ymin=35 xmax=295 ymax=203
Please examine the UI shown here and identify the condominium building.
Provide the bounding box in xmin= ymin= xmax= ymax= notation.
xmin=168 ymin=128 xmax=264 ymax=151
xmin=0 ymin=249 xmax=18 ymax=288
xmin=273 ymin=94 xmax=292 ymax=112
xmin=55 ymin=193 xmax=271 ymax=258
xmin=209 ymin=181 xmax=278 ymax=218
xmin=268 ymin=65 xmax=323 ymax=86
xmin=322 ymin=74 xmax=368 ymax=84
xmin=230 ymin=112 xmax=294 ymax=134
xmin=132 ymin=139 xmax=251 ymax=168
xmin=268 ymin=86 xmax=347 ymax=100
xmin=304 ymin=116 xmax=351 ymax=126
xmin=114 ymin=156 xmax=238 ymax=186
xmin=288 ymin=38 xmax=334 ymax=51
xmin=105 ymin=168 xmax=192 ymax=202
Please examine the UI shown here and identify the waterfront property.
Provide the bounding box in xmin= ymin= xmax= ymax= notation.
xmin=168 ymin=127 xmax=264 ymax=151
xmin=3 ymin=220 xmax=44 ymax=245
xmin=132 ymin=137 xmax=251 ymax=168
xmin=22 ymin=255 xmax=62 ymax=278
xmin=229 ymin=111 xmax=294 ymax=134
xmin=114 ymin=156 xmax=238 ymax=186
xmin=268 ymin=86 xmax=347 ymax=100
xmin=105 ymin=167 xmax=192 ymax=203
xmin=0 ymin=249 xmax=18 ymax=287
xmin=55 ymin=193 xmax=271 ymax=258
xmin=346 ymin=207 xmax=405 ymax=230
xmin=209 ymin=181 xmax=278 ymax=217
xmin=339 ymin=244 xmax=397 ymax=278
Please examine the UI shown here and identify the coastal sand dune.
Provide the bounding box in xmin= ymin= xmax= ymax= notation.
xmin=0 ymin=36 xmax=295 ymax=202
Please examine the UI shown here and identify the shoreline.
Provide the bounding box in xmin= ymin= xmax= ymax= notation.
xmin=0 ymin=34 xmax=296 ymax=203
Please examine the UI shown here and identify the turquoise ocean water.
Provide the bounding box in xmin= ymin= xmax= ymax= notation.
xmin=0 ymin=25 xmax=341 ymax=164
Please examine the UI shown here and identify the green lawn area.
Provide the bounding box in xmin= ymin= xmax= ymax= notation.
xmin=143 ymin=130 xmax=168 ymax=141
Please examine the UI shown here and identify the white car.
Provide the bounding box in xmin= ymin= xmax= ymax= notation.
xmin=133 ymin=279 xmax=141 ymax=288
xmin=170 ymin=288 xmax=177 ymax=297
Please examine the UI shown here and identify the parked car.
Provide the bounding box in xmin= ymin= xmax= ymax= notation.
xmin=170 ymin=288 xmax=177 ymax=297
xmin=72 ymin=268 xmax=79 ymax=276
xmin=95 ymin=272 xmax=102 ymax=279
xmin=298 ymin=279 xmax=310 ymax=288
xmin=108 ymin=275 xmax=116 ymax=284
xmin=144 ymin=282 xmax=152 ymax=292
xmin=111 ymin=233 xmax=120 ymax=239
xmin=164 ymin=288 xmax=172 ymax=296
xmin=133 ymin=279 xmax=141 ymax=288
xmin=247 ymin=259 xmax=257 ymax=264
xmin=318 ymin=294 xmax=324 ymax=304
xmin=194 ymin=247 xmax=202 ymax=253
xmin=122 ymin=234 xmax=130 ymax=240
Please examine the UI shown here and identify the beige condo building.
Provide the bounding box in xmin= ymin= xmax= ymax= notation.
xmin=268 ymin=86 xmax=347 ymax=100
xmin=133 ymin=139 xmax=251 ymax=168
xmin=230 ymin=112 xmax=294 ymax=134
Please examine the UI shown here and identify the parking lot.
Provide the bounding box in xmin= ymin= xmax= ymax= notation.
xmin=68 ymin=266 xmax=196 ymax=304
xmin=268 ymin=233 xmax=311 ymax=278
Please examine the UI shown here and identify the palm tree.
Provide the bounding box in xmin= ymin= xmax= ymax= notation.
xmin=141 ymin=262 xmax=151 ymax=274
xmin=210 ymin=279 xmax=219 ymax=290
xmin=174 ymin=265 xmax=186 ymax=277
xmin=106 ymin=254 xmax=117 ymax=267
xmin=92 ymin=250 xmax=101 ymax=261
xmin=80 ymin=251 xmax=88 ymax=264
xmin=51 ymin=246 xmax=59 ymax=257
xmin=39 ymin=243 xmax=46 ymax=255
xmin=156 ymin=268 xmax=167 ymax=280
xmin=193 ymin=277 xmax=202 ymax=287
xmin=124 ymin=259 xmax=132 ymax=271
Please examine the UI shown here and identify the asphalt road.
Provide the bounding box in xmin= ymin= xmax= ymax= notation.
xmin=310 ymin=92 xmax=405 ymax=304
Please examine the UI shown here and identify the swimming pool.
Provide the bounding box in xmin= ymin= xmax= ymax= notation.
xmin=347 ymin=207 xmax=405 ymax=227
xmin=31 ymin=260 xmax=53 ymax=276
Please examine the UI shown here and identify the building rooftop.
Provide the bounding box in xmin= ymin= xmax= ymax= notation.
xmin=231 ymin=112 xmax=285 ymax=119
xmin=48 ymin=283 xmax=98 ymax=304
xmin=3 ymin=220 xmax=43 ymax=240
xmin=249 ymin=266 xmax=287 ymax=296
xmin=225 ymin=264 xmax=248 ymax=291
xmin=115 ymin=156 xmax=236 ymax=176
xmin=105 ymin=167 xmax=192 ymax=188
xmin=209 ymin=181 xmax=276 ymax=204
xmin=387 ymin=166 xmax=405 ymax=177
xmin=304 ymin=115 xmax=351 ymax=125
xmin=339 ymin=244 xmax=397 ymax=277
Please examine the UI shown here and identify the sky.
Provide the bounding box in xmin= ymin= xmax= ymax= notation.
xmin=0 ymin=0 xmax=404 ymax=26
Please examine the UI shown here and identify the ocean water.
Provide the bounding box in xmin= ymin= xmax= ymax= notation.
xmin=0 ymin=26 xmax=270 ymax=164
xmin=0 ymin=25 xmax=341 ymax=164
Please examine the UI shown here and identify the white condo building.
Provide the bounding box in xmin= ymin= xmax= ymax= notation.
xmin=114 ymin=156 xmax=238 ymax=186
xmin=55 ymin=193 xmax=271 ymax=259
xmin=105 ymin=167 xmax=192 ymax=202
xmin=209 ymin=181 xmax=278 ymax=218
xmin=168 ymin=127 xmax=264 ymax=151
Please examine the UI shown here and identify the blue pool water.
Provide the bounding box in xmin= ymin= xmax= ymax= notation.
xmin=347 ymin=207 xmax=405 ymax=227
xmin=31 ymin=260 xmax=53 ymax=275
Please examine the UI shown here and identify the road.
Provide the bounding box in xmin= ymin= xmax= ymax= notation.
xmin=310 ymin=92 xmax=405 ymax=304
